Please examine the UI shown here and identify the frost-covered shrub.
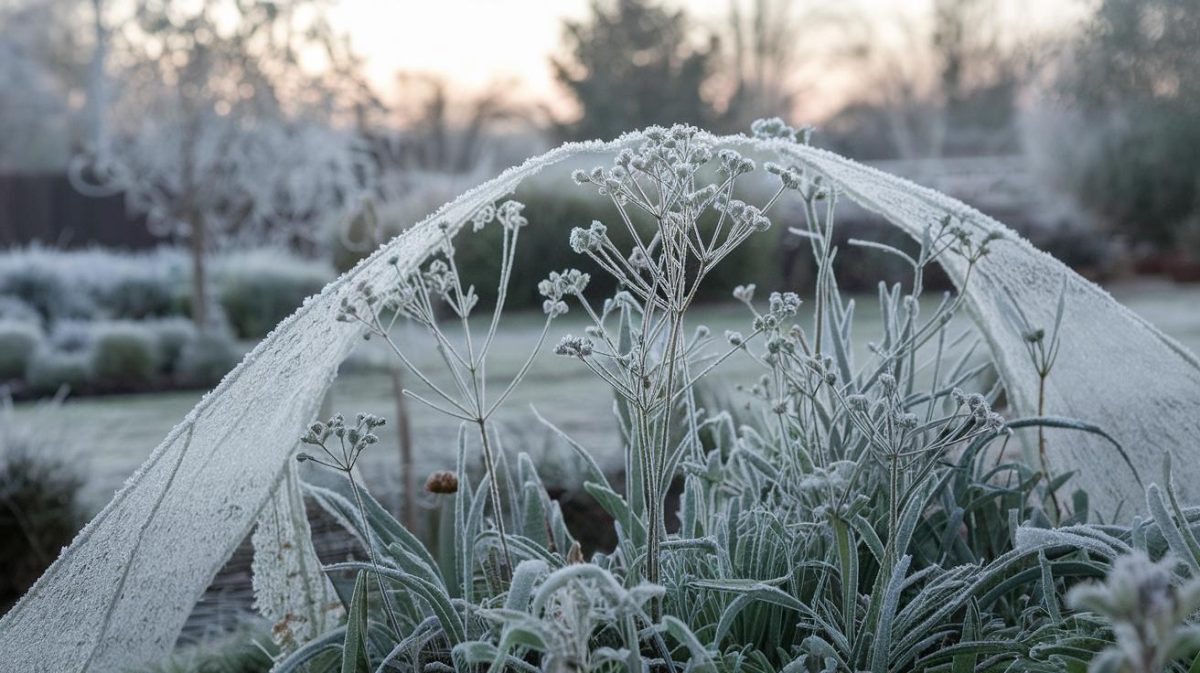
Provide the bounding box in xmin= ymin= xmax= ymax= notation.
xmin=48 ymin=320 xmax=94 ymax=354
xmin=99 ymin=273 xmax=179 ymax=320
xmin=175 ymin=330 xmax=239 ymax=387
xmin=25 ymin=348 xmax=92 ymax=394
xmin=0 ymin=246 xmax=325 ymax=333
xmin=89 ymin=321 xmax=161 ymax=384
xmin=217 ymin=250 xmax=334 ymax=339
xmin=0 ymin=320 xmax=41 ymax=381
xmin=0 ymin=247 xmax=180 ymax=324
xmin=0 ymin=396 xmax=87 ymax=611
xmin=0 ymin=297 xmax=39 ymax=323
xmin=146 ymin=317 xmax=198 ymax=375
xmin=0 ymin=255 xmax=93 ymax=323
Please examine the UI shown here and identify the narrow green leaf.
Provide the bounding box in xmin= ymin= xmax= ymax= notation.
xmin=341 ymin=571 xmax=370 ymax=673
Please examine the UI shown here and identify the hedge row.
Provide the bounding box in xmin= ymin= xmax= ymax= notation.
xmin=0 ymin=247 xmax=335 ymax=339
xmin=0 ymin=318 xmax=240 ymax=395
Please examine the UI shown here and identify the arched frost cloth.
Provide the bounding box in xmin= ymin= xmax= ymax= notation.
xmin=766 ymin=139 xmax=1200 ymax=514
xmin=2 ymin=131 xmax=1197 ymax=670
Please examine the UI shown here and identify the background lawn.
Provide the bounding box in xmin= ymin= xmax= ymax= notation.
xmin=18 ymin=280 xmax=1199 ymax=511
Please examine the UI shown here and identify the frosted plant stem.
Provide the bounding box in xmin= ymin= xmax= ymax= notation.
xmin=1038 ymin=373 xmax=1061 ymax=519
xmin=476 ymin=420 xmax=513 ymax=580
xmin=347 ymin=470 xmax=401 ymax=635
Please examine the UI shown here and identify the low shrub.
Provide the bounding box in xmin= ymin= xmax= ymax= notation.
xmin=175 ymin=330 xmax=240 ymax=387
xmin=0 ymin=254 xmax=94 ymax=323
xmin=217 ymin=251 xmax=334 ymax=339
xmin=24 ymin=348 xmax=92 ymax=394
xmin=99 ymin=273 xmax=179 ymax=320
xmin=48 ymin=320 xmax=93 ymax=353
xmin=0 ymin=297 xmax=39 ymax=324
xmin=0 ymin=320 xmax=41 ymax=381
xmin=0 ymin=396 xmax=87 ymax=612
xmin=89 ymin=321 xmax=161 ymax=384
xmin=148 ymin=318 xmax=199 ymax=375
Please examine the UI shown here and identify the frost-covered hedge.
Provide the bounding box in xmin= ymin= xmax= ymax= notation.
xmin=0 ymin=246 xmax=332 ymax=394
xmin=217 ymin=249 xmax=334 ymax=339
xmin=8 ymin=319 xmax=238 ymax=394
xmin=0 ymin=246 xmax=334 ymax=338
xmin=0 ymin=321 xmax=41 ymax=380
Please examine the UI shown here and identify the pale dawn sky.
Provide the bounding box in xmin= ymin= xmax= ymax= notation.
xmin=327 ymin=0 xmax=1088 ymax=120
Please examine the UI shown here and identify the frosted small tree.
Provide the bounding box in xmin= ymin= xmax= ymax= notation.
xmin=0 ymin=0 xmax=90 ymax=173
xmin=74 ymin=0 xmax=374 ymax=330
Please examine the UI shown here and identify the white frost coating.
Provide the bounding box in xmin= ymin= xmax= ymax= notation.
xmin=0 ymin=134 xmax=638 ymax=672
xmin=2 ymin=131 xmax=1197 ymax=669
xmin=763 ymin=139 xmax=1200 ymax=515
xmin=251 ymin=463 xmax=340 ymax=653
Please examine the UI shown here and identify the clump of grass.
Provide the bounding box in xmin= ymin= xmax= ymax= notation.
xmin=264 ymin=122 xmax=1194 ymax=673
xmin=0 ymin=393 xmax=87 ymax=613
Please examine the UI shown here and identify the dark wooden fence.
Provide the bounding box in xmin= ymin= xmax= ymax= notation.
xmin=0 ymin=173 xmax=155 ymax=249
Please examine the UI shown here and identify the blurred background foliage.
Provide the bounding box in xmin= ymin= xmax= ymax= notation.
xmin=0 ymin=0 xmax=1196 ymax=390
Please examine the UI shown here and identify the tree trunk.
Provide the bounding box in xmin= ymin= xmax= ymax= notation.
xmin=189 ymin=211 xmax=209 ymax=332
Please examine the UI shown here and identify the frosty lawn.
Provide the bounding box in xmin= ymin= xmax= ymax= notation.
xmin=17 ymin=286 xmax=1199 ymax=511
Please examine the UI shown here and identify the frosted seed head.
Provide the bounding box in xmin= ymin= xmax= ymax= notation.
xmin=733 ymin=284 xmax=756 ymax=303
xmin=769 ymin=291 xmax=801 ymax=317
xmin=569 ymin=227 xmax=589 ymax=254
xmin=847 ymin=394 xmax=869 ymax=412
xmin=879 ymin=374 xmax=897 ymax=394
xmin=543 ymin=300 xmax=568 ymax=317
xmin=471 ymin=203 xmax=497 ymax=231
xmin=751 ymin=117 xmax=797 ymax=141
xmin=554 ymin=335 xmax=594 ymax=358
xmin=1023 ymin=328 xmax=1046 ymax=344
xmin=628 ymin=247 xmax=651 ymax=269
xmin=726 ymin=330 xmax=744 ymax=347
xmin=497 ymin=200 xmax=527 ymax=230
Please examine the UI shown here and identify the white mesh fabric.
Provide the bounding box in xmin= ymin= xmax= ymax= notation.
xmin=2 ymin=132 xmax=1197 ymax=670
xmin=251 ymin=462 xmax=340 ymax=652
xmin=769 ymin=140 xmax=1200 ymax=515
